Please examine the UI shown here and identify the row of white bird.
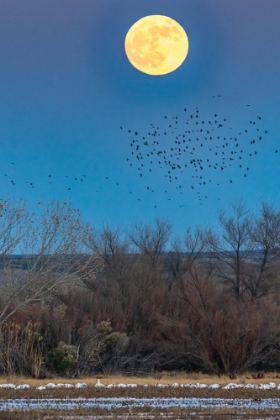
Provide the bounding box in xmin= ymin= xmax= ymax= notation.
xmin=0 ymin=380 xmax=279 ymax=390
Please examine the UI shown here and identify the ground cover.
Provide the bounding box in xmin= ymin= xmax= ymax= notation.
xmin=1 ymin=371 xmax=280 ymax=387
xmin=1 ymin=373 xmax=280 ymax=419
xmin=0 ymin=405 xmax=280 ymax=419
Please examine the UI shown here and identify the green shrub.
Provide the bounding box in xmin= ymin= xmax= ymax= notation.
xmin=46 ymin=341 xmax=78 ymax=375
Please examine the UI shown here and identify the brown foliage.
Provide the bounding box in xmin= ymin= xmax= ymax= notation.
xmin=0 ymin=204 xmax=280 ymax=377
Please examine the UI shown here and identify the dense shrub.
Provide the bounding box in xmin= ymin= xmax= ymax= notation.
xmin=46 ymin=341 xmax=78 ymax=375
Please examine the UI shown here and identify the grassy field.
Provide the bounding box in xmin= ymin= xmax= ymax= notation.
xmin=0 ymin=371 xmax=280 ymax=387
xmin=1 ymin=371 xmax=280 ymax=400
xmin=1 ymin=373 xmax=280 ymax=419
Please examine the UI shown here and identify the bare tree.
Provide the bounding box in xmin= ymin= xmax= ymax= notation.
xmin=0 ymin=201 xmax=98 ymax=326
xmin=0 ymin=198 xmax=29 ymax=256
xmin=208 ymin=200 xmax=252 ymax=298
xmin=162 ymin=228 xmax=211 ymax=314
xmin=166 ymin=228 xmax=207 ymax=279
xmin=87 ymin=226 xmax=130 ymax=283
xmin=244 ymin=202 xmax=280 ymax=297
xmin=82 ymin=226 xmax=133 ymax=313
xmin=128 ymin=218 xmax=172 ymax=269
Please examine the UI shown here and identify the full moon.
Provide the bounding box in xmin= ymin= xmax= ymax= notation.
xmin=124 ymin=15 xmax=189 ymax=76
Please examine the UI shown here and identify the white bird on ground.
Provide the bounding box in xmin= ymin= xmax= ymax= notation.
xmin=95 ymin=378 xmax=105 ymax=388
xmin=75 ymin=382 xmax=87 ymax=388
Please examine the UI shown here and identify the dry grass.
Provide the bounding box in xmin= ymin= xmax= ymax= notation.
xmin=1 ymin=371 xmax=280 ymax=387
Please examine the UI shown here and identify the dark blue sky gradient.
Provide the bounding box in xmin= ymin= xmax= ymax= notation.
xmin=0 ymin=0 xmax=280 ymax=234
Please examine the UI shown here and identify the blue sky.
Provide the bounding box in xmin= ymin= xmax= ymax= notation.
xmin=0 ymin=0 xmax=280 ymax=235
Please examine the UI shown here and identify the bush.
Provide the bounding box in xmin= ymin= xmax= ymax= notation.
xmin=46 ymin=341 xmax=78 ymax=375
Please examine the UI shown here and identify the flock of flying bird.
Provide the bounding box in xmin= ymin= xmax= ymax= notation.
xmin=1 ymin=168 xmax=86 ymax=191
xmin=120 ymin=101 xmax=273 ymax=207
xmin=1 ymin=99 xmax=275 ymax=209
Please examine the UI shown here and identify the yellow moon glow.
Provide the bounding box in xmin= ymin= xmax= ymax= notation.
xmin=124 ymin=15 xmax=189 ymax=76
